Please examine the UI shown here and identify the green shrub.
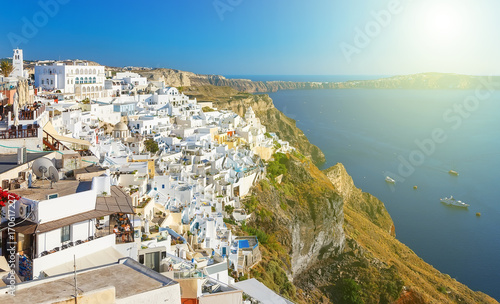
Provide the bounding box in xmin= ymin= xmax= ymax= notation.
xmin=224 ymin=205 xmax=235 ymax=214
xmin=339 ymin=279 xmax=363 ymax=304
xmin=437 ymin=286 xmax=447 ymax=294
xmin=267 ymin=153 xmax=288 ymax=178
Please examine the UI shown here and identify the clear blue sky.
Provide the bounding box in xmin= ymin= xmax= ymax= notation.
xmin=1 ymin=0 xmax=499 ymax=75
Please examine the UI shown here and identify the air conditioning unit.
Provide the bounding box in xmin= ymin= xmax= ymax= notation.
xmin=19 ymin=202 xmax=36 ymax=222
xmin=19 ymin=203 xmax=31 ymax=218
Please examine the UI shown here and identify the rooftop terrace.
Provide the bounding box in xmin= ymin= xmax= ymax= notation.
xmin=0 ymin=259 xmax=178 ymax=303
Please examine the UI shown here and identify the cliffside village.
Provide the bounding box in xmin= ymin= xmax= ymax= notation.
xmin=0 ymin=49 xmax=295 ymax=303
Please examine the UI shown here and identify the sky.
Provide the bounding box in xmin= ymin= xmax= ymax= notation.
xmin=0 ymin=0 xmax=499 ymax=76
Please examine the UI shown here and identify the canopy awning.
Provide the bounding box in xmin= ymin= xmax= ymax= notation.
xmin=233 ymin=278 xmax=294 ymax=304
xmin=43 ymin=121 xmax=92 ymax=147
xmin=42 ymin=247 xmax=125 ymax=277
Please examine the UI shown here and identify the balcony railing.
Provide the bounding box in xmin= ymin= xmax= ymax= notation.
xmin=0 ymin=124 xmax=39 ymax=139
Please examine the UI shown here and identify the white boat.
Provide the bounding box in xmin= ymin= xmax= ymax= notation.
xmin=385 ymin=176 xmax=396 ymax=184
xmin=440 ymin=196 xmax=469 ymax=208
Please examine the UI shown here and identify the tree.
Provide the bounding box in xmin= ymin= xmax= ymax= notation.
xmin=144 ymin=139 xmax=159 ymax=154
xmin=1 ymin=61 xmax=14 ymax=77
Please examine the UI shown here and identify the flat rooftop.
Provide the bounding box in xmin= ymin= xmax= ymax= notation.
xmin=0 ymin=152 xmax=52 ymax=175
xmin=0 ymin=260 xmax=178 ymax=303
xmin=11 ymin=179 xmax=90 ymax=201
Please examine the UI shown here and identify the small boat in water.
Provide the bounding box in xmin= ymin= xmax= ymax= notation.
xmin=449 ymin=170 xmax=459 ymax=176
xmin=440 ymin=196 xmax=469 ymax=208
xmin=385 ymin=176 xmax=396 ymax=184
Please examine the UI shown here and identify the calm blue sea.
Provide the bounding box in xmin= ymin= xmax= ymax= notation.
xmin=267 ymin=88 xmax=500 ymax=301
xmin=225 ymin=75 xmax=391 ymax=83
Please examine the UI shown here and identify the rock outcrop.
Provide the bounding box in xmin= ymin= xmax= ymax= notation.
xmin=290 ymin=163 xmax=498 ymax=304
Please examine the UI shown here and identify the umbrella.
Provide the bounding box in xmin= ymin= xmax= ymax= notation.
xmin=17 ymin=79 xmax=28 ymax=108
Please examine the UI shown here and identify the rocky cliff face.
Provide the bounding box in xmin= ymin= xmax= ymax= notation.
xmin=325 ymin=164 xmax=395 ymax=235
xmin=138 ymin=69 xmax=498 ymax=93
xmin=241 ymin=156 xmax=345 ymax=302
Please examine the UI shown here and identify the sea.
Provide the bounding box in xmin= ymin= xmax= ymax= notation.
xmin=227 ymin=75 xmax=500 ymax=301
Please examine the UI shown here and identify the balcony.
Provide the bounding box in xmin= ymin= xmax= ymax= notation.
xmin=0 ymin=124 xmax=39 ymax=139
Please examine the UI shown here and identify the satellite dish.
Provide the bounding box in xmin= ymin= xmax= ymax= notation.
xmin=32 ymin=157 xmax=54 ymax=179
xmin=48 ymin=166 xmax=59 ymax=182
xmin=32 ymin=157 xmax=59 ymax=187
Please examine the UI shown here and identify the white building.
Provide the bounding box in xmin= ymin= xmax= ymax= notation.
xmin=1 ymin=173 xmax=137 ymax=281
xmin=34 ymin=61 xmax=106 ymax=99
xmin=115 ymin=72 xmax=148 ymax=87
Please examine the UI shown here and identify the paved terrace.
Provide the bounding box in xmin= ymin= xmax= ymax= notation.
xmin=0 ymin=260 xmax=178 ymax=303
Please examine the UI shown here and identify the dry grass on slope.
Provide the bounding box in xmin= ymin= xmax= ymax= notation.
xmin=343 ymin=195 xmax=498 ymax=304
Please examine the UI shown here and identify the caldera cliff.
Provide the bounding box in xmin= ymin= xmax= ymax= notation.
xmin=191 ymin=84 xmax=498 ymax=304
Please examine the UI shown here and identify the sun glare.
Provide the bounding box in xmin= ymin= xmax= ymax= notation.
xmin=426 ymin=4 xmax=461 ymax=38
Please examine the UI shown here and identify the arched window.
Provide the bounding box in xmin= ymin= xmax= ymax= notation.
xmin=99 ymin=86 xmax=102 ymax=91
xmin=80 ymin=69 xmax=83 ymax=74
xmin=93 ymin=77 xmax=96 ymax=83
xmin=85 ymin=77 xmax=88 ymax=83
xmin=76 ymin=69 xmax=79 ymax=75
xmin=44 ymin=68 xmax=47 ymax=74
xmin=91 ymin=87 xmax=94 ymax=92
xmin=41 ymin=80 xmax=44 ymax=84
xmin=83 ymin=87 xmax=87 ymax=93
xmin=85 ymin=69 xmax=88 ymax=74
xmin=93 ymin=69 xmax=96 ymax=74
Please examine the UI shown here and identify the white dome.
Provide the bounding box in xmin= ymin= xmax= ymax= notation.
xmin=114 ymin=122 xmax=128 ymax=131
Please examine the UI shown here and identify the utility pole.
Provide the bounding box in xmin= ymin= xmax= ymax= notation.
xmin=73 ymin=255 xmax=78 ymax=304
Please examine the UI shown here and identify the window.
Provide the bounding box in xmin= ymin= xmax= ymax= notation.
xmin=41 ymin=80 xmax=44 ymax=85
xmin=61 ymin=225 xmax=71 ymax=242
xmin=50 ymin=80 xmax=53 ymax=85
